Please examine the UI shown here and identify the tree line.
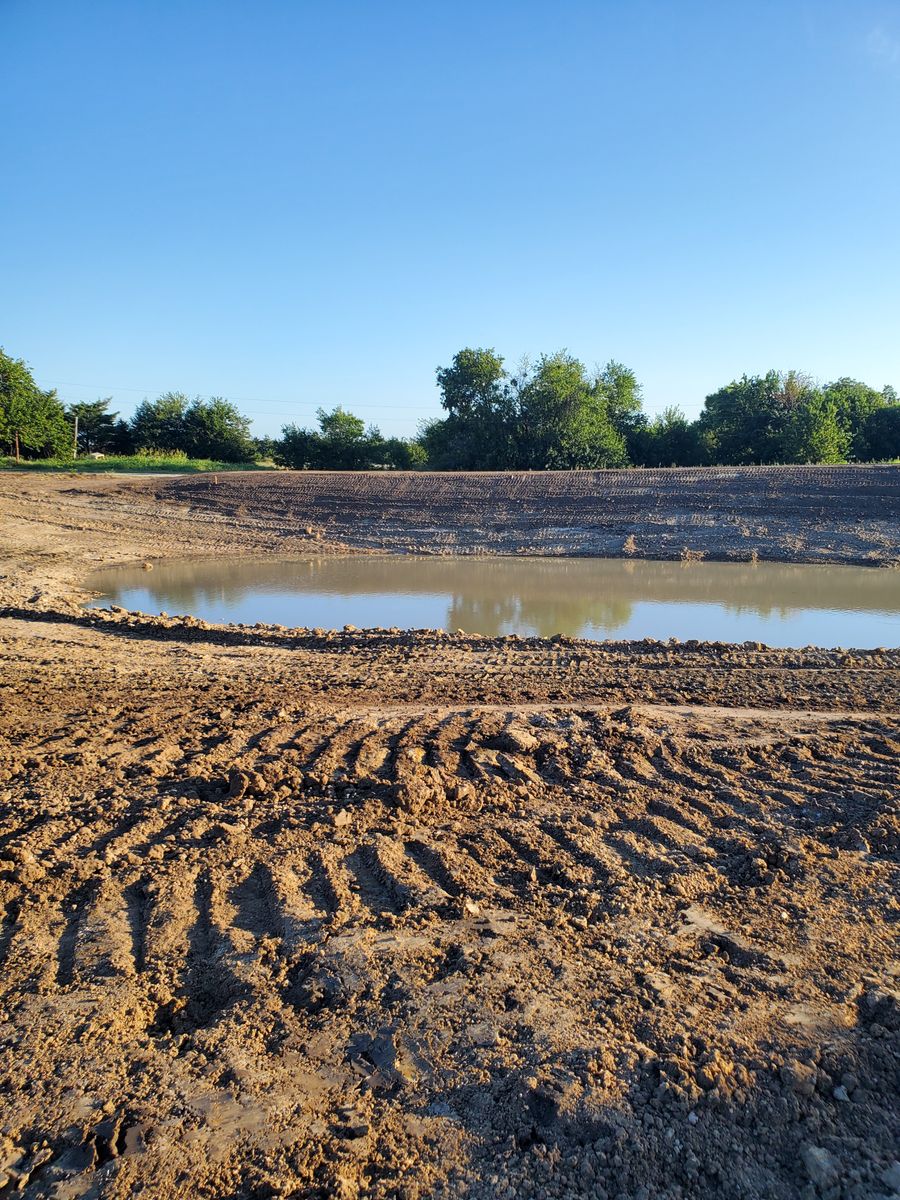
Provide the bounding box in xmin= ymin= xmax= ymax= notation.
xmin=420 ymin=348 xmax=900 ymax=469
xmin=0 ymin=349 xmax=261 ymax=462
xmin=3 ymin=344 xmax=899 ymax=468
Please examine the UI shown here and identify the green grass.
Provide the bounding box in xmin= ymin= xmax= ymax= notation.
xmin=2 ymin=453 xmax=278 ymax=473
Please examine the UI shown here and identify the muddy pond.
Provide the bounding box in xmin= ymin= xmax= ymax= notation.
xmin=84 ymin=556 xmax=900 ymax=647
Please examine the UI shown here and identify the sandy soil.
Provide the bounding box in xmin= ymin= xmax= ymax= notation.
xmin=0 ymin=469 xmax=898 ymax=1199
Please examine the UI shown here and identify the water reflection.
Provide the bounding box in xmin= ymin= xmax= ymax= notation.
xmin=85 ymin=556 xmax=900 ymax=647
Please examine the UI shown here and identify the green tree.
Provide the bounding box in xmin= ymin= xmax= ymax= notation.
xmin=417 ymin=415 xmax=479 ymax=470
xmin=0 ymin=348 xmax=69 ymax=460
xmin=699 ymin=371 xmax=834 ymax=464
xmin=630 ymin=406 xmax=703 ymax=466
xmin=275 ymin=406 xmax=385 ymax=470
xmin=434 ymin=348 xmax=514 ymax=468
xmin=595 ymin=360 xmax=644 ymax=444
xmin=862 ymin=405 xmax=900 ymax=460
xmin=782 ymin=391 xmax=848 ymax=463
xmin=376 ymin=436 xmax=429 ymax=470
xmin=275 ymin=423 xmax=320 ymax=469
xmin=514 ymin=352 xmax=628 ymax=468
xmin=822 ymin=378 xmax=886 ymax=460
xmin=253 ymin=435 xmax=278 ymax=461
xmin=130 ymin=392 xmax=190 ymax=451
xmin=65 ymin=397 xmax=124 ymax=454
xmin=315 ymin=406 xmax=376 ymax=469
xmin=436 ymin=347 xmax=508 ymax=422
xmin=182 ymin=397 xmax=255 ymax=461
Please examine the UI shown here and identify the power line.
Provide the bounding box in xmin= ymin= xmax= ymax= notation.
xmin=54 ymin=398 xmax=434 ymax=423
xmin=40 ymin=378 xmax=437 ymax=412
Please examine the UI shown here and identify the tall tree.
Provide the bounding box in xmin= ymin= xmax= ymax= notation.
xmin=130 ymin=392 xmax=190 ymax=451
xmin=594 ymin=360 xmax=644 ymax=444
xmin=275 ymin=423 xmax=320 ymax=470
xmin=436 ymin=348 xmax=508 ymax=422
xmin=514 ymin=352 xmax=627 ymax=468
xmin=862 ymin=405 xmax=900 ymax=461
xmin=630 ymin=406 xmax=703 ymax=466
xmin=822 ymin=378 xmax=886 ymax=460
xmin=698 ymin=371 xmax=836 ymax=464
xmin=65 ymin=397 xmax=123 ymax=453
xmin=782 ymin=391 xmax=848 ymax=463
xmin=275 ymin=406 xmax=405 ymax=470
xmin=0 ymin=348 xmax=69 ymax=460
xmin=433 ymin=348 xmax=514 ymax=468
xmin=182 ymin=397 xmax=255 ymax=461
xmin=315 ymin=406 xmax=376 ymax=469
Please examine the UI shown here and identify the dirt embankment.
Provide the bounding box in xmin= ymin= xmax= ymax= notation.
xmin=0 ymin=470 xmax=898 ymax=1200
xmin=2 ymin=465 xmax=898 ymax=615
xmin=152 ymin=464 xmax=900 ymax=564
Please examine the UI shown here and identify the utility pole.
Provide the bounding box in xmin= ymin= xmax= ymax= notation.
xmin=73 ymin=414 xmax=79 ymax=460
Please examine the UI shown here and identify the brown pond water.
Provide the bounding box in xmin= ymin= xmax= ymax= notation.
xmin=85 ymin=556 xmax=900 ymax=647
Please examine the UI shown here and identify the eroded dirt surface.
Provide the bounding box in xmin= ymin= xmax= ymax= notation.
xmin=155 ymin=465 xmax=900 ymax=565
xmin=0 ymin=471 xmax=898 ymax=1199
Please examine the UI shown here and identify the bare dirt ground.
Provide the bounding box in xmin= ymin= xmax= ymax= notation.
xmin=0 ymin=469 xmax=898 ymax=1200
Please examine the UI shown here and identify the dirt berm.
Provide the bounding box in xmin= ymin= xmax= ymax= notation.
xmin=0 ymin=468 xmax=898 ymax=1200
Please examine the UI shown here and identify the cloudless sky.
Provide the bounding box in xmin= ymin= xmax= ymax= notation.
xmin=3 ymin=1 xmax=899 ymax=438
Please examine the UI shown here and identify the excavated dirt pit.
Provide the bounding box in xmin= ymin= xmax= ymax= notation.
xmin=0 ymin=470 xmax=898 ymax=1199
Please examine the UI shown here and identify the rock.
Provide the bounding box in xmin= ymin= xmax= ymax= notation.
xmin=696 ymin=1063 xmax=717 ymax=1090
xmin=227 ymin=768 xmax=251 ymax=799
xmin=498 ymin=724 xmax=540 ymax=754
xmin=0 ymin=1142 xmax=24 ymax=1177
xmin=881 ymin=1163 xmax=900 ymax=1192
xmin=832 ymin=1085 xmax=850 ymax=1102
xmin=53 ymin=1139 xmax=98 ymax=1176
xmin=333 ymin=809 xmax=352 ymax=829
xmin=862 ymin=986 xmax=900 ymax=1031
xmin=447 ymin=780 xmax=476 ymax=806
xmin=801 ymin=1144 xmax=838 ymax=1189
xmin=494 ymin=752 xmax=543 ymax=786
xmin=468 ymin=1021 xmax=499 ymax=1047
xmin=227 ymin=767 xmax=268 ymax=800
xmin=781 ymin=1059 xmax=817 ymax=1097
xmin=696 ymin=1051 xmax=733 ymax=1091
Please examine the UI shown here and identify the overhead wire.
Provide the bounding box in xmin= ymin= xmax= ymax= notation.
xmin=39 ymin=378 xmax=437 ymax=413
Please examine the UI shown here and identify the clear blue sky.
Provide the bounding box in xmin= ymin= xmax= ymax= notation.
xmin=3 ymin=1 xmax=899 ymax=438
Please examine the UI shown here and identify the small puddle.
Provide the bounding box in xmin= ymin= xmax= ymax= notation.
xmin=85 ymin=556 xmax=900 ymax=648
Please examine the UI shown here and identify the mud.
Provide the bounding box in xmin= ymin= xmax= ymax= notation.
xmin=0 ymin=470 xmax=898 ymax=1199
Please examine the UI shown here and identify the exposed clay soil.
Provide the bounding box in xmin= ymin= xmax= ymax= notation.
xmin=0 ymin=469 xmax=898 ymax=1200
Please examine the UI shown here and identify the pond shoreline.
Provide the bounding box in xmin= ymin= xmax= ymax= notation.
xmin=83 ymin=553 xmax=900 ymax=649
xmin=2 ymin=465 xmax=899 ymax=624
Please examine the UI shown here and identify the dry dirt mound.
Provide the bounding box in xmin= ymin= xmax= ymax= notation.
xmin=1 ymin=699 xmax=898 ymax=1198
